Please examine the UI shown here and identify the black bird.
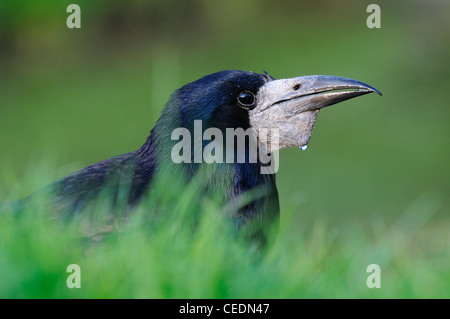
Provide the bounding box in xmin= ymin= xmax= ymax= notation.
xmin=18 ymin=70 xmax=381 ymax=242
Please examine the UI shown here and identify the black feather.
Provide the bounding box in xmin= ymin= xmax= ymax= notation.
xmin=18 ymin=70 xmax=280 ymax=241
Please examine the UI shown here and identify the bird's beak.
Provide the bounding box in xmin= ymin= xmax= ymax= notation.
xmin=249 ymin=75 xmax=381 ymax=151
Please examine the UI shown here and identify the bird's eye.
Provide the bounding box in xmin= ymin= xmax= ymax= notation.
xmin=237 ymin=91 xmax=256 ymax=109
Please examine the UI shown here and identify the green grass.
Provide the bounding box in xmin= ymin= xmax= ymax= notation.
xmin=0 ymin=163 xmax=448 ymax=298
xmin=0 ymin=0 xmax=449 ymax=298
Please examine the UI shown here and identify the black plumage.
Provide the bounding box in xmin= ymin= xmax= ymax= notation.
xmin=15 ymin=70 xmax=380 ymax=242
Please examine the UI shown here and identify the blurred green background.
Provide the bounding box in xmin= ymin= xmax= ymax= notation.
xmin=0 ymin=0 xmax=449 ymax=298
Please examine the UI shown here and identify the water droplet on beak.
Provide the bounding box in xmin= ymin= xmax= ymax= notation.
xmin=300 ymin=145 xmax=308 ymax=151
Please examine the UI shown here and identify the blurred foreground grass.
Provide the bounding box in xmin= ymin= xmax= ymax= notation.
xmin=0 ymin=163 xmax=448 ymax=298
